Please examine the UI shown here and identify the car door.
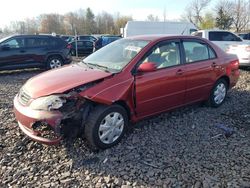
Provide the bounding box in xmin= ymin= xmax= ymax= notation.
xmin=24 ymin=37 xmax=48 ymax=66
xmin=135 ymin=40 xmax=186 ymax=118
xmin=83 ymin=41 xmax=94 ymax=55
xmin=0 ymin=37 xmax=26 ymax=69
xmin=182 ymin=39 xmax=219 ymax=104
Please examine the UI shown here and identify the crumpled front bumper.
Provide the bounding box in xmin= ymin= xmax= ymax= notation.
xmin=13 ymin=95 xmax=64 ymax=145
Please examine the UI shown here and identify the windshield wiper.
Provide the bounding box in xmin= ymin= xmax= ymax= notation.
xmin=87 ymin=63 xmax=110 ymax=72
xmin=82 ymin=61 xmax=92 ymax=69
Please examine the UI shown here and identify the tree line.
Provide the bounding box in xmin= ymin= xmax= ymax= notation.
xmin=0 ymin=0 xmax=250 ymax=36
xmin=0 ymin=8 xmax=132 ymax=36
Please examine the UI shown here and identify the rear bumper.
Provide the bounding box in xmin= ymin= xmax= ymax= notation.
xmin=13 ymin=95 xmax=63 ymax=145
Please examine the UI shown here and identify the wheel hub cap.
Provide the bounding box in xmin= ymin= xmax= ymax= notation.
xmin=50 ymin=59 xmax=62 ymax=69
xmin=214 ymin=83 xmax=226 ymax=104
xmin=98 ymin=112 xmax=124 ymax=144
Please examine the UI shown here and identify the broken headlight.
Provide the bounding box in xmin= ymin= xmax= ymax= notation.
xmin=30 ymin=95 xmax=66 ymax=111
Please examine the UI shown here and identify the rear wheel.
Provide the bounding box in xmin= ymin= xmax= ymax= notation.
xmin=84 ymin=105 xmax=128 ymax=150
xmin=207 ymin=79 xmax=228 ymax=107
xmin=47 ymin=56 xmax=63 ymax=69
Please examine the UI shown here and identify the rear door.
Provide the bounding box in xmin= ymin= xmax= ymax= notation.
xmin=135 ymin=40 xmax=186 ymax=118
xmin=181 ymin=39 xmax=220 ymax=104
xmin=24 ymin=36 xmax=49 ymax=66
xmin=0 ymin=37 xmax=26 ymax=69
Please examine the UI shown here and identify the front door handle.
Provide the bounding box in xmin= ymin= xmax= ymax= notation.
xmin=176 ymin=69 xmax=184 ymax=75
xmin=20 ymin=50 xmax=26 ymax=53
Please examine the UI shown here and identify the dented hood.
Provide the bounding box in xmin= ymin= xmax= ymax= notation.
xmin=24 ymin=63 xmax=112 ymax=98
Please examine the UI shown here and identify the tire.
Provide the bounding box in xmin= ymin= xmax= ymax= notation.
xmin=84 ymin=104 xmax=128 ymax=150
xmin=207 ymin=79 xmax=228 ymax=108
xmin=47 ymin=56 xmax=63 ymax=69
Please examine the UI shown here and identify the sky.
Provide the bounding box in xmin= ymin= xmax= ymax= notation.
xmin=0 ymin=0 xmax=215 ymax=29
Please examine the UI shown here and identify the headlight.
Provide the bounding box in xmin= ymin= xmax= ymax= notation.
xmin=30 ymin=95 xmax=66 ymax=111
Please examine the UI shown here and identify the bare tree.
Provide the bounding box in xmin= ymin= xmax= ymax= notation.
xmin=146 ymin=14 xmax=159 ymax=22
xmin=64 ymin=12 xmax=79 ymax=35
xmin=232 ymin=0 xmax=250 ymax=32
xmin=96 ymin=12 xmax=115 ymax=34
xmin=39 ymin=14 xmax=65 ymax=34
xmin=183 ymin=0 xmax=212 ymax=28
xmin=114 ymin=13 xmax=133 ymax=34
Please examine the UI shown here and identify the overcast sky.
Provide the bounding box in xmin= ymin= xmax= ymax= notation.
xmin=0 ymin=0 xmax=216 ymax=29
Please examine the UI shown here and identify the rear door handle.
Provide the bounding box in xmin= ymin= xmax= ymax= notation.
xmin=176 ymin=69 xmax=184 ymax=75
xmin=20 ymin=50 xmax=26 ymax=53
xmin=211 ymin=62 xmax=217 ymax=68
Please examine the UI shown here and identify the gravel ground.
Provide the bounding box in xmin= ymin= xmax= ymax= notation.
xmin=0 ymin=68 xmax=250 ymax=188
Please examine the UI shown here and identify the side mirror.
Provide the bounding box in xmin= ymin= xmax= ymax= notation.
xmin=1 ymin=44 xmax=10 ymax=51
xmin=138 ymin=62 xmax=157 ymax=72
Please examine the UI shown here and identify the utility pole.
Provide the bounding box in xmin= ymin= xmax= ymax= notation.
xmin=74 ymin=28 xmax=78 ymax=57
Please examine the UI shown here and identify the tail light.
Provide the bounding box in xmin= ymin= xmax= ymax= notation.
xmin=246 ymin=45 xmax=250 ymax=52
xmin=66 ymin=44 xmax=72 ymax=49
xmin=226 ymin=60 xmax=239 ymax=75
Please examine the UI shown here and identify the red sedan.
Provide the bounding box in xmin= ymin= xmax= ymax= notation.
xmin=14 ymin=35 xmax=240 ymax=149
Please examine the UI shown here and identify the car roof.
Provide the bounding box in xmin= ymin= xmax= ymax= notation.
xmin=126 ymin=34 xmax=206 ymax=41
xmin=9 ymin=34 xmax=58 ymax=38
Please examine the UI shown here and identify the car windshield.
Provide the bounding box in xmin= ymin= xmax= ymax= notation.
xmin=83 ymin=38 xmax=149 ymax=73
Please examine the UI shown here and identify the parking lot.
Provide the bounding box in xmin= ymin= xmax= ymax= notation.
xmin=0 ymin=68 xmax=250 ymax=187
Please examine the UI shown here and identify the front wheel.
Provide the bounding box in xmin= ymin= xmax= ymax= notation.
xmin=47 ymin=56 xmax=63 ymax=69
xmin=84 ymin=105 xmax=128 ymax=150
xmin=207 ymin=79 xmax=228 ymax=107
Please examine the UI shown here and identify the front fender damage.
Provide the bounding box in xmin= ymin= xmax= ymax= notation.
xmin=31 ymin=86 xmax=96 ymax=145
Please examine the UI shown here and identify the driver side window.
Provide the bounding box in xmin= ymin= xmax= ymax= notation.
xmin=2 ymin=38 xmax=25 ymax=49
xmin=141 ymin=41 xmax=180 ymax=69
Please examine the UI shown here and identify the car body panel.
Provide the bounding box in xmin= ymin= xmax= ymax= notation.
xmin=24 ymin=63 xmax=112 ymax=98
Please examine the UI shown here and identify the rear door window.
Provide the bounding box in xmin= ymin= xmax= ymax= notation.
xmin=183 ymin=41 xmax=216 ymax=63
xmin=26 ymin=37 xmax=49 ymax=48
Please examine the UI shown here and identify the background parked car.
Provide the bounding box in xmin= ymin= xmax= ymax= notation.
xmin=238 ymin=33 xmax=250 ymax=40
xmin=193 ymin=30 xmax=250 ymax=67
xmin=0 ymin=35 xmax=72 ymax=70
xmin=77 ymin=35 xmax=97 ymax=42
xmin=60 ymin=35 xmax=75 ymax=43
xmin=69 ymin=40 xmax=94 ymax=56
xmin=93 ymin=35 xmax=122 ymax=51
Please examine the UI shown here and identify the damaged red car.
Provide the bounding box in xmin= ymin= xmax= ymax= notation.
xmin=14 ymin=35 xmax=240 ymax=149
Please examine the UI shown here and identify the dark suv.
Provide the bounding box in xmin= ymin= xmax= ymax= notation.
xmin=0 ymin=35 xmax=72 ymax=70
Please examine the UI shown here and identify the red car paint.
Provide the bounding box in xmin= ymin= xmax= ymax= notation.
xmin=24 ymin=63 xmax=112 ymax=98
xmin=13 ymin=35 xmax=240 ymax=145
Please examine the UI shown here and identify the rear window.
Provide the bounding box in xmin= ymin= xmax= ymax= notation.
xmin=209 ymin=31 xmax=242 ymax=42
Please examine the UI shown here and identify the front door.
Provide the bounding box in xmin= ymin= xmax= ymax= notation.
xmin=135 ymin=41 xmax=186 ymax=118
xmin=0 ymin=37 xmax=26 ymax=69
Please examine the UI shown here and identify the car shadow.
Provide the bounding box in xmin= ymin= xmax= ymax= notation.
xmin=0 ymin=68 xmax=42 ymax=76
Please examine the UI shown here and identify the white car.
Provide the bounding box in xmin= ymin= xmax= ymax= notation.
xmin=226 ymin=43 xmax=250 ymax=67
xmin=193 ymin=30 xmax=250 ymax=67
